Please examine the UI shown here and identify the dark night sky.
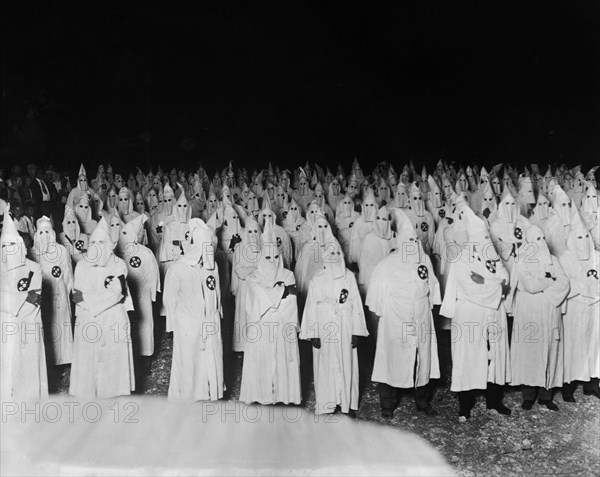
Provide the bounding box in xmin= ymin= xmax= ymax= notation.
xmin=2 ymin=0 xmax=599 ymax=173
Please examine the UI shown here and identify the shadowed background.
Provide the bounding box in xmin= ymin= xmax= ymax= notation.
xmin=2 ymin=0 xmax=599 ymax=173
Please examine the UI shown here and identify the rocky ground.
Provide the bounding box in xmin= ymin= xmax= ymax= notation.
xmin=50 ymin=311 xmax=600 ymax=477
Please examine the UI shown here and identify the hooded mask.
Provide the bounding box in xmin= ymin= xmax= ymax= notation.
xmin=392 ymin=208 xmax=422 ymax=264
xmin=337 ymin=194 xmax=354 ymax=219
xmin=222 ymin=204 xmax=241 ymax=236
xmin=313 ymin=213 xmax=333 ymax=247
xmin=298 ymin=175 xmax=309 ymax=196
xmin=256 ymin=220 xmax=283 ymax=283
xmin=174 ymin=187 xmax=191 ymax=223
xmin=306 ymin=202 xmax=324 ymax=227
xmin=533 ymin=192 xmax=551 ymax=221
xmin=518 ymin=176 xmax=536 ymax=205
xmin=455 ymin=173 xmax=469 ymax=193
xmin=567 ymin=227 xmax=593 ymax=261
xmin=313 ymin=182 xmax=326 ymax=208
xmin=497 ymin=190 xmax=518 ymax=224
xmin=104 ymin=212 xmax=121 ymax=244
xmin=114 ymin=174 xmax=125 ymax=191
xmin=206 ymin=185 xmax=220 ymax=216
xmin=377 ymin=179 xmax=391 ymax=206
xmin=34 ymin=215 xmax=57 ymax=254
xmin=442 ymin=175 xmax=454 ymax=201
xmin=243 ymin=216 xmax=262 ymax=264
xmin=181 ymin=218 xmax=215 ymax=269
xmin=427 ymin=176 xmax=443 ymax=208
xmin=118 ymin=187 xmax=134 ymax=216
xmin=361 ymin=188 xmax=377 ymax=222
xmin=329 ymin=179 xmax=341 ymax=197
xmin=75 ymin=195 xmax=93 ymax=225
xmin=464 ymin=207 xmax=499 ymax=262
xmin=408 ymin=182 xmax=425 ymax=217
xmin=346 ymin=176 xmax=359 ymax=199
xmin=394 ymin=183 xmax=409 ymax=208
xmin=87 ymin=217 xmax=116 ymax=267
xmin=118 ymin=214 xmax=147 ymax=253
xmin=323 ymin=240 xmax=346 ymax=279
xmin=258 ymin=204 xmax=276 ymax=231
xmin=105 ymin=186 xmax=118 ymax=212
xmin=60 ymin=204 xmax=78 ymax=238
xmin=580 ymin=182 xmax=599 ymax=217
xmin=275 ymin=186 xmax=288 ymax=209
xmin=523 ymin=225 xmax=552 ymax=268
xmin=374 ymin=205 xmax=392 ymax=239
xmin=134 ymin=191 xmax=146 ymax=214
xmin=285 ymin=198 xmax=302 ymax=223
xmin=480 ymin=181 xmax=498 ymax=218
xmin=551 ymin=185 xmax=574 ymax=226
xmin=491 ymin=176 xmax=502 ymax=196
xmin=162 ymin=183 xmax=176 ymax=216
xmin=1 ymin=205 xmax=26 ymax=270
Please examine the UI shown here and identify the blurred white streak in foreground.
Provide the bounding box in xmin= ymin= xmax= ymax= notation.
xmin=2 ymin=397 xmax=454 ymax=476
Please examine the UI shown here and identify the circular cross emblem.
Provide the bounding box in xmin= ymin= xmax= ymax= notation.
xmin=439 ymin=209 xmax=446 ymax=218
xmin=75 ymin=240 xmax=85 ymax=252
xmin=486 ymin=260 xmax=497 ymax=274
xmin=420 ymin=222 xmax=429 ymax=232
xmin=588 ymin=269 xmax=598 ymax=279
xmin=276 ymin=237 xmax=282 ymax=247
xmin=104 ymin=275 xmax=115 ymax=288
xmin=417 ymin=265 xmax=428 ymax=280
xmin=130 ymin=256 xmax=142 ymax=268
xmin=17 ymin=277 xmax=30 ymax=292
xmin=206 ymin=275 xmax=216 ymax=290
xmin=339 ymin=288 xmax=349 ymax=304
xmin=51 ymin=266 xmax=62 ymax=278
xmin=514 ymin=227 xmax=523 ymax=240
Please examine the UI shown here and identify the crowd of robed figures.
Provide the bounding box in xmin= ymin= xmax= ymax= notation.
xmin=1 ymin=159 xmax=598 ymax=420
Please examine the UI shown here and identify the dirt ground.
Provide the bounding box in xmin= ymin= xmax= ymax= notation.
xmin=50 ymin=307 xmax=600 ymax=477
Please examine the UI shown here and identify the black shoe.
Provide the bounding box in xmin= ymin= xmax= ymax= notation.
xmin=487 ymin=402 xmax=512 ymax=415
xmin=583 ymin=388 xmax=600 ymax=399
xmin=538 ymin=399 xmax=559 ymax=411
xmin=417 ymin=405 xmax=439 ymax=417
xmin=562 ymin=393 xmax=576 ymax=403
xmin=381 ymin=409 xmax=394 ymax=418
xmin=347 ymin=410 xmax=357 ymax=419
xmin=521 ymin=400 xmax=534 ymax=410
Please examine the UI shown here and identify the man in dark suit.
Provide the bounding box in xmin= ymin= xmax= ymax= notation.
xmin=27 ymin=163 xmax=54 ymax=221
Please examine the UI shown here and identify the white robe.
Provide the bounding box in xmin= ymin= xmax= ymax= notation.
xmin=357 ymin=232 xmax=394 ymax=294
xmin=347 ymin=217 xmax=375 ymax=264
xmin=559 ymin=250 xmax=600 ymax=382
xmin=510 ymin=256 xmax=569 ymax=388
xmin=300 ymin=269 xmax=368 ymax=414
xmin=283 ymin=217 xmax=310 ymax=261
xmin=1 ymin=260 xmax=49 ymax=401
xmin=231 ymin=243 xmax=259 ymax=352
xmin=240 ymin=269 xmax=301 ymax=405
xmin=58 ymin=231 xmax=89 ymax=265
xmin=70 ymin=256 xmax=136 ymax=399
xmin=118 ymin=242 xmax=160 ymax=356
xmin=29 ymin=244 xmax=74 ymax=365
xmin=164 ymin=261 xmax=224 ymax=402
xmin=334 ymin=210 xmax=360 ymax=259
xmin=367 ymin=254 xmax=441 ymax=388
xmin=440 ymin=251 xmax=511 ymax=392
